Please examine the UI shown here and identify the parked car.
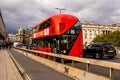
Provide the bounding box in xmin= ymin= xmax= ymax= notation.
xmin=84 ymin=42 xmax=116 ymax=59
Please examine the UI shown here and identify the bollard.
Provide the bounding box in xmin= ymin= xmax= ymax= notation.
xmin=86 ymin=63 xmax=90 ymax=72
xmin=61 ymin=58 xmax=64 ymax=64
xmin=53 ymin=56 xmax=56 ymax=61
xmin=71 ymin=60 xmax=75 ymax=67
xmin=110 ymin=68 xmax=114 ymax=80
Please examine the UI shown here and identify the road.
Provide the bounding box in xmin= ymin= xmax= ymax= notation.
xmin=8 ymin=49 xmax=74 ymax=80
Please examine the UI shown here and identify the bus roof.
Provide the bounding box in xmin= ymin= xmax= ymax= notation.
xmin=32 ymin=14 xmax=79 ymax=39
xmin=32 ymin=14 xmax=78 ymax=29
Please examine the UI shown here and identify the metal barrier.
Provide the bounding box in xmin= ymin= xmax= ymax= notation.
xmin=12 ymin=47 xmax=120 ymax=80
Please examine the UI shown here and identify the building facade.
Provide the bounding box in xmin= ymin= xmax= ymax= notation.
xmin=82 ymin=22 xmax=120 ymax=46
xmin=15 ymin=27 xmax=25 ymax=43
xmin=7 ymin=33 xmax=17 ymax=42
xmin=24 ymin=28 xmax=31 ymax=44
xmin=0 ymin=9 xmax=6 ymax=45
xmin=15 ymin=27 xmax=32 ymax=45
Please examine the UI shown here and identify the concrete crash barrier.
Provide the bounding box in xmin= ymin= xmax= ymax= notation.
xmin=12 ymin=47 xmax=120 ymax=80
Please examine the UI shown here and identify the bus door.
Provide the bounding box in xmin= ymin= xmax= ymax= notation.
xmin=39 ymin=38 xmax=52 ymax=59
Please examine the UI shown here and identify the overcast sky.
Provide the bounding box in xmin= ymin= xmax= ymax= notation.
xmin=0 ymin=0 xmax=120 ymax=33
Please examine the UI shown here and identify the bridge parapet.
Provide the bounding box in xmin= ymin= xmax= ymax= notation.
xmin=12 ymin=47 xmax=120 ymax=80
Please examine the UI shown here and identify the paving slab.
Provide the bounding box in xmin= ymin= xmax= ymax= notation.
xmin=0 ymin=49 xmax=22 ymax=80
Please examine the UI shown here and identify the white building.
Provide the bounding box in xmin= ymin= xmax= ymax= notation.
xmin=8 ymin=33 xmax=17 ymax=42
xmin=15 ymin=27 xmax=25 ymax=43
xmin=82 ymin=22 xmax=120 ymax=46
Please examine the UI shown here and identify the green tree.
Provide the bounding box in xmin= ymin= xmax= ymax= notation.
xmin=92 ymin=30 xmax=120 ymax=47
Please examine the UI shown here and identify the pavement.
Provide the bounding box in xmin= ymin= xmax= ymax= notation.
xmin=0 ymin=49 xmax=22 ymax=80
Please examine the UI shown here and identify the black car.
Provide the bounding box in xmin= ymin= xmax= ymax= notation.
xmin=84 ymin=42 xmax=116 ymax=59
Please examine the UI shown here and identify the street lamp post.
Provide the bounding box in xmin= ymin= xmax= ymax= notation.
xmin=55 ymin=8 xmax=66 ymax=14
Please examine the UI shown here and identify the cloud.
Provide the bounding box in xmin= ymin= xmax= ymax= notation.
xmin=0 ymin=0 xmax=120 ymax=33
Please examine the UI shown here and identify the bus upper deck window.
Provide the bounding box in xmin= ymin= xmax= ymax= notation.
xmin=70 ymin=30 xmax=75 ymax=34
xmin=75 ymin=21 xmax=81 ymax=29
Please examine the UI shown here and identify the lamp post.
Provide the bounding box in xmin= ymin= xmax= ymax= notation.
xmin=55 ymin=8 xmax=66 ymax=14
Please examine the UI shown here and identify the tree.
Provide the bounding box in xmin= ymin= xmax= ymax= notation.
xmin=24 ymin=28 xmax=31 ymax=44
xmin=92 ymin=30 xmax=120 ymax=47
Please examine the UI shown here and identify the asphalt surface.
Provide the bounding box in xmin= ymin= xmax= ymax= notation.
xmin=9 ymin=49 xmax=74 ymax=80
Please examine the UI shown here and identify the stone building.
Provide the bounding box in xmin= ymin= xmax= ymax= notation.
xmin=24 ymin=28 xmax=31 ymax=44
xmin=7 ymin=33 xmax=17 ymax=42
xmin=15 ymin=27 xmax=33 ymax=45
xmin=82 ymin=22 xmax=120 ymax=46
xmin=0 ymin=9 xmax=6 ymax=45
xmin=15 ymin=27 xmax=25 ymax=43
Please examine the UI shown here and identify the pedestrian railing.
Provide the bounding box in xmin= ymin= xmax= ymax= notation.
xmin=12 ymin=47 xmax=120 ymax=80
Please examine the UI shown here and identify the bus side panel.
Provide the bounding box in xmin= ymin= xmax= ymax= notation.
xmin=68 ymin=30 xmax=83 ymax=57
xmin=33 ymin=46 xmax=38 ymax=55
xmin=39 ymin=47 xmax=52 ymax=59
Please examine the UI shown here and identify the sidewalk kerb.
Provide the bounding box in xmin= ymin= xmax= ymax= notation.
xmin=8 ymin=51 xmax=31 ymax=80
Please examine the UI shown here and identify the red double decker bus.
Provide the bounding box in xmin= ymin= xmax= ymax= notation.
xmin=32 ymin=14 xmax=83 ymax=57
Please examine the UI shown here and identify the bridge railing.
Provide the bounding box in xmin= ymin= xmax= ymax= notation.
xmin=12 ymin=47 xmax=120 ymax=80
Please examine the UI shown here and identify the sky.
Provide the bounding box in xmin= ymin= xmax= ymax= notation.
xmin=0 ymin=0 xmax=120 ymax=34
